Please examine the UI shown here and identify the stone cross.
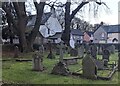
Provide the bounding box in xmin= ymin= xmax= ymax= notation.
xmin=14 ymin=46 xmax=19 ymax=58
xmin=82 ymin=51 xmax=97 ymax=79
xmin=32 ymin=52 xmax=44 ymax=71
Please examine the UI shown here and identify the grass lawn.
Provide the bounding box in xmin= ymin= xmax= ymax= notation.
xmin=1 ymin=51 xmax=120 ymax=84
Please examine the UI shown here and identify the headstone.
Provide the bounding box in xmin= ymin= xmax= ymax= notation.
xmin=51 ymin=62 xmax=70 ymax=76
xmin=102 ymin=49 xmax=110 ymax=61
xmin=94 ymin=60 xmax=104 ymax=70
xmin=70 ymin=49 xmax=78 ymax=57
xmin=32 ymin=53 xmax=44 ymax=71
xmin=84 ymin=43 xmax=90 ymax=53
xmin=78 ymin=45 xmax=84 ymax=58
xmin=39 ymin=45 xmax=44 ymax=56
xmin=47 ymin=41 xmax=55 ymax=59
xmin=103 ymin=59 xmax=108 ymax=67
xmin=14 ymin=46 xmax=19 ymax=58
xmin=98 ymin=45 xmax=104 ymax=55
xmin=90 ymin=44 xmax=97 ymax=59
xmin=82 ymin=51 xmax=97 ymax=79
xmin=107 ymin=45 xmax=115 ymax=54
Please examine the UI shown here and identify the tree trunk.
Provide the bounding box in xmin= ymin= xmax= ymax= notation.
xmin=13 ymin=2 xmax=28 ymax=52
xmin=17 ymin=18 xmax=28 ymax=52
xmin=28 ymin=2 xmax=45 ymax=51
xmin=61 ymin=1 xmax=71 ymax=46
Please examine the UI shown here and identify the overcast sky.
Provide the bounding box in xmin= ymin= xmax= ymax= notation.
xmin=26 ymin=0 xmax=120 ymax=25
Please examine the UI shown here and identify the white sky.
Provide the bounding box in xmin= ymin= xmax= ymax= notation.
xmin=87 ymin=0 xmax=119 ymax=25
xmin=26 ymin=0 xmax=120 ymax=25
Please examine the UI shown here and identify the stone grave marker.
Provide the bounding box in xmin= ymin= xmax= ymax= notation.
xmin=102 ymin=49 xmax=110 ymax=61
xmin=82 ymin=51 xmax=97 ymax=79
xmin=32 ymin=53 xmax=44 ymax=71
xmin=14 ymin=46 xmax=19 ymax=58
xmin=98 ymin=45 xmax=104 ymax=55
xmin=90 ymin=44 xmax=97 ymax=59
xmin=94 ymin=60 xmax=104 ymax=70
xmin=39 ymin=45 xmax=44 ymax=56
xmin=107 ymin=45 xmax=115 ymax=54
xmin=51 ymin=61 xmax=70 ymax=76
xmin=70 ymin=48 xmax=78 ymax=57
xmin=78 ymin=45 xmax=84 ymax=58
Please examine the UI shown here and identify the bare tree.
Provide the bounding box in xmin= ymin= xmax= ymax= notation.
xmin=61 ymin=0 xmax=109 ymax=46
xmin=2 ymin=0 xmax=46 ymax=52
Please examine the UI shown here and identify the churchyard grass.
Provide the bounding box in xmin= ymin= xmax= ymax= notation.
xmin=2 ymin=52 xmax=119 ymax=84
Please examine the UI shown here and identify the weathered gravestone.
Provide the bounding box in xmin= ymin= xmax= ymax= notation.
xmin=39 ymin=45 xmax=44 ymax=56
xmin=78 ymin=45 xmax=84 ymax=58
xmin=94 ymin=60 xmax=104 ymax=70
xmin=98 ymin=45 xmax=104 ymax=55
xmin=51 ymin=61 xmax=70 ymax=76
xmin=82 ymin=51 xmax=97 ymax=79
xmin=47 ymin=41 xmax=55 ymax=59
xmin=90 ymin=44 xmax=97 ymax=59
xmin=70 ymin=48 xmax=78 ymax=57
xmin=107 ymin=45 xmax=115 ymax=54
xmin=32 ymin=53 xmax=44 ymax=71
xmin=102 ymin=49 xmax=110 ymax=61
xmin=14 ymin=46 xmax=19 ymax=58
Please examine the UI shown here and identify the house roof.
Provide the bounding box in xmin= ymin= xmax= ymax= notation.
xmin=47 ymin=32 xmax=62 ymax=39
xmin=101 ymin=24 xmax=120 ymax=33
xmin=85 ymin=31 xmax=94 ymax=36
xmin=27 ymin=12 xmax=52 ymax=26
xmin=71 ymin=29 xmax=83 ymax=36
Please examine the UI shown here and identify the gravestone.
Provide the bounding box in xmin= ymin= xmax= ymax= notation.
xmin=51 ymin=62 xmax=70 ymax=76
xmin=98 ymin=45 xmax=104 ymax=55
xmin=107 ymin=45 xmax=115 ymax=54
xmin=103 ymin=59 xmax=108 ymax=67
xmin=32 ymin=53 xmax=44 ymax=71
xmin=90 ymin=44 xmax=97 ymax=59
xmin=14 ymin=46 xmax=19 ymax=58
xmin=39 ymin=45 xmax=44 ymax=56
xmin=47 ymin=41 xmax=55 ymax=59
xmin=94 ymin=60 xmax=104 ymax=70
xmin=70 ymin=49 xmax=78 ymax=57
xmin=102 ymin=49 xmax=110 ymax=61
xmin=82 ymin=51 xmax=97 ymax=79
xmin=78 ymin=45 xmax=84 ymax=58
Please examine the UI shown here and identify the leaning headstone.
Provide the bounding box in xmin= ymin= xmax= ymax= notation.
xmin=14 ymin=46 xmax=19 ymax=58
xmin=51 ymin=62 xmax=70 ymax=76
xmin=90 ymin=44 xmax=97 ymax=59
xmin=32 ymin=53 xmax=44 ymax=71
xmin=78 ymin=45 xmax=84 ymax=58
xmin=82 ymin=51 xmax=97 ymax=79
xmin=70 ymin=49 xmax=78 ymax=57
xmin=102 ymin=49 xmax=110 ymax=61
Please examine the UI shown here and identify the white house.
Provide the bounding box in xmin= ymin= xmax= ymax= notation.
xmin=27 ymin=8 xmax=63 ymax=44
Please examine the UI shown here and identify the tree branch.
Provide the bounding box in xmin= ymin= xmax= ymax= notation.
xmin=70 ymin=1 xmax=89 ymax=21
